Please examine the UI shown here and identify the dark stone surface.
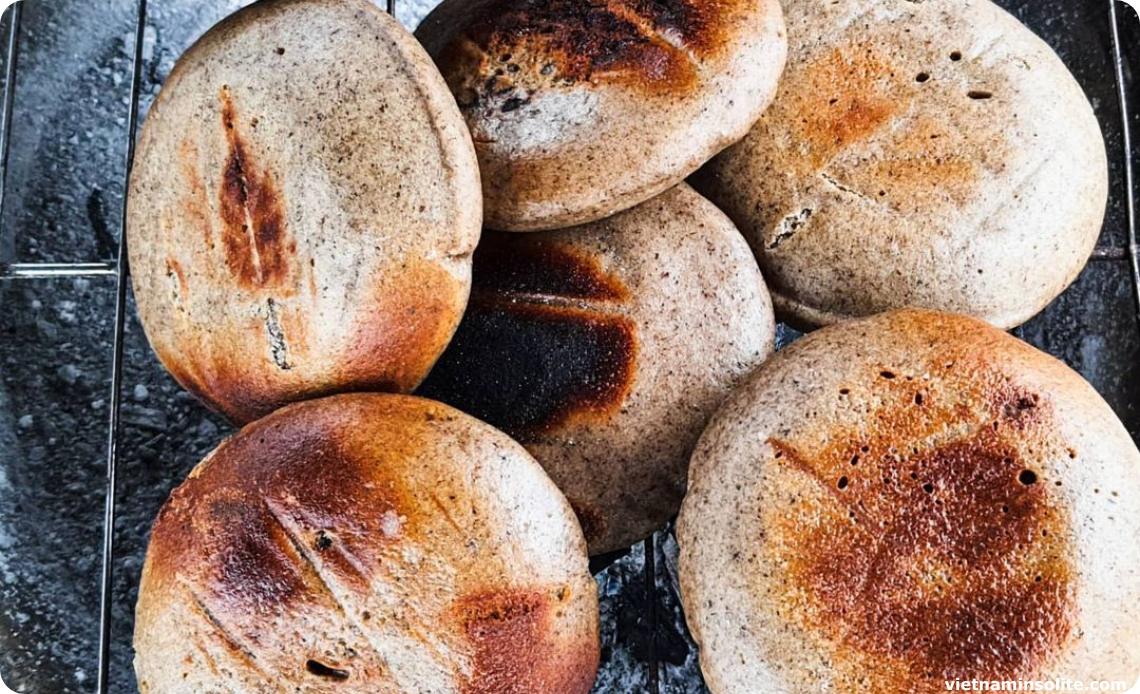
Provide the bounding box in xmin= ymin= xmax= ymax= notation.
xmin=0 ymin=1 xmax=1138 ymax=693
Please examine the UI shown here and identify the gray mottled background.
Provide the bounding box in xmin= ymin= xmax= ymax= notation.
xmin=0 ymin=0 xmax=1139 ymax=693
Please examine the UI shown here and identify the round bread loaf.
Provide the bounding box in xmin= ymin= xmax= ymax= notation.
xmin=691 ymin=0 xmax=1107 ymax=330
xmin=135 ymin=393 xmax=599 ymax=694
xmin=127 ymin=0 xmax=482 ymax=424
xmin=419 ymin=184 xmax=775 ymax=554
xmin=678 ymin=309 xmax=1140 ymax=694
xmin=415 ymin=0 xmax=787 ymax=231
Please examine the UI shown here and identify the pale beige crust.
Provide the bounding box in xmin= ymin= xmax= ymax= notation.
xmin=419 ymin=184 xmax=775 ymax=554
xmin=415 ymin=0 xmax=787 ymax=231
xmin=678 ymin=310 xmax=1140 ymax=694
xmin=135 ymin=393 xmax=599 ymax=694
xmin=127 ymin=0 xmax=482 ymax=424
xmin=692 ymin=0 xmax=1107 ymax=330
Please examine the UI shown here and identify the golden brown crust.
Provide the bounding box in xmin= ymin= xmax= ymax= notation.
xmin=416 ymin=0 xmax=786 ymax=230
xmin=678 ymin=310 xmax=1140 ymax=694
xmin=452 ymin=587 xmax=600 ymax=694
xmin=692 ymin=0 xmax=1107 ymax=329
xmin=128 ymin=0 xmax=482 ymax=424
xmin=136 ymin=394 xmax=599 ymax=694
xmin=420 ymin=185 xmax=775 ymax=553
xmin=767 ymin=389 xmax=1076 ymax=684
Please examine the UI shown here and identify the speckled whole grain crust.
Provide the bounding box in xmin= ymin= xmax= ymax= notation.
xmin=678 ymin=309 xmax=1140 ymax=694
xmin=134 ymin=393 xmax=599 ymax=694
xmin=414 ymin=0 xmax=787 ymax=231
xmin=691 ymin=0 xmax=1107 ymax=330
xmin=127 ymin=0 xmax=482 ymax=424
xmin=419 ymin=184 xmax=775 ymax=554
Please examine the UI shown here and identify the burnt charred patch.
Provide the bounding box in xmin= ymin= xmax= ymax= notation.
xmin=419 ymin=299 xmax=636 ymax=442
xmin=419 ymin=234 xmax=636 ymax=439
xmin=218 ymin=88 xmax=292 ymax=288
xmin=150 ymin=404 xmax=425 ymax=620
xmin=627 ymin=0 xmax=716 ymax=48
xmin=446 ymin=0 xmax=728 ymax=97
xmin=473 ymin=235 xmax=628 ymax=302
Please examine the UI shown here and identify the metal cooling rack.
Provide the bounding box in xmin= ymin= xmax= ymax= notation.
xmin=0 ymin=1 xmax=1136 ymax=693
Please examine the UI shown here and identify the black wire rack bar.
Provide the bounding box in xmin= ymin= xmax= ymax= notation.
xmin=93 ymin=0 xmax=148 ymax=691
xmin=0 ymin=244 xmax=1132 ymax=282
xmin=0 ymin=2 xmax=1135 ymax=694
xmin=0 ymin=245 xmax=1134 ymax=282
xmin=0 ymin=262 xmax=118 ymax=279
xmin=0 ymin=1 xmax=22 ymax=224
xmin=1110 ymin=0 xmax=1140 ymax=320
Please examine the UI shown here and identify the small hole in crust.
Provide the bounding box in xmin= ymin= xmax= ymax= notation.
xmin=880 ymin=371 xmax=896 ymax=379
xmin=922 ymin=483 xmax=935 ymax=494
xmin=275 ymin=47 xmax=285 ymax=55
xmin=916 ymin=72 xmax=931 ymax=82
xmin=315 ymin=531 xmax=334 ymax=551
xmin=1018 ymin=470 xmax=1038 ymax=486
xmin=968 ymin=90 xmax=994 ymax=100
xmin=306 ymin=660 xmax=349 ymax=681
xmin=950 ymin=51 xmax=963 ymax=61
xmin=914 ymin=392 xmax=924 ymax=405
xmin=838 ymin=476 xmax=850 ymax=490
xmin=1001 ymin=504 xmax=1010 ymax=513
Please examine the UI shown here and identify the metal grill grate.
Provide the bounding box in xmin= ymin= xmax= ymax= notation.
xmin=1110 ymin=0 xmax=1140 ymax=320
xmin=0 ymin=1 xmax=1136 ymax=693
